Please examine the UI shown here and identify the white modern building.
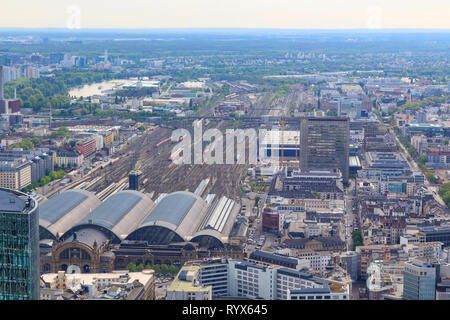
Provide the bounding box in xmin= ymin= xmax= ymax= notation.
xmin=296 ymin=252 xmax=332 ymax=273
xmin=402 ymin=242 xmax=443 ymax=259
xmin=172 ymin=258 xmax=349 ymax=300
xmin=166 ymin=265 xmax=212 ymax=300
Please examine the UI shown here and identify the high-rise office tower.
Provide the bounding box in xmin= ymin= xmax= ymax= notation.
xmin=403 ymin=258 xmax=437 ymax=300
xmin=0 ymin=188 xmax=39 ymax=300
xmin=0 ymin=66 xmax=21 ymax=115
xmin=300 ymin=117 xmax=349 ymax=183
xmin=129 ymin=170 xmax=142 ymax=191
xmin=0 ymin=65 xmax=4 ymax=100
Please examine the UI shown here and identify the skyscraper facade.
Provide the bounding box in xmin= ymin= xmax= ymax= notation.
xmin=300 ymin=117 xmax=350 ymax=183
xmin=129 ymin=170 xmax=142 ymax=191
xmin=0 ymin=188 xmax=39 ymax=300
xmin=403 ymin=258 xmax=436 ymax=300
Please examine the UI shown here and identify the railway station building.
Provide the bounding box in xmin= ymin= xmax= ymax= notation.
xmin=39 ymin=190 xmax=243 ymax=274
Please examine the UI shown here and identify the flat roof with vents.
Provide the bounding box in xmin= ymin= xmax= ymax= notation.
xmin=0 ymin=189 xmax=27 ymax=213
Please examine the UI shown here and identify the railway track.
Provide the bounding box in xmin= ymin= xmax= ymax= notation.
xmin=60 ymin=121 xmax=249 ymax=202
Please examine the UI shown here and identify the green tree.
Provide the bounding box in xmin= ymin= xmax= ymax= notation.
xmin=418 ymin=155 xmax=428 ymax=165
xmin=427 ymin=174 xmax=438 ymax=184
xmin=442 ymin=191 xmax=450 ymax=207
xmin=48 ymin=127 xmax=69 ymax=139
xmin=153 ymin=264 xmax=161 ymax=274
xmin=7 ymin=137 xmax=42 ymax=150
xmin=136 ymin=264 xmax=144 ymax=272
xmin=160 ymin=264 xmax=169 ymax=274
xmin=439 ymin=182 xmax=450 ymax=197
xmin=351 ymin=230 xmax=363 ymax=249
xmin=127 ymin=263 xmax=137 ymax=272
xmin=439 ymin=182 xmax=450 ymax=208
xmin=168 ymin=265 xmax=179 ymax=275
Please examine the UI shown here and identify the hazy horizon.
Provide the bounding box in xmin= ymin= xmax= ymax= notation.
xmin=1 ymin=0 xmax=450 ymax=30
xmin=1 ymin=27 xmax=450 ymax=31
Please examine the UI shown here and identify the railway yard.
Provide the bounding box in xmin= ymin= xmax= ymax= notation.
xmin=49 ymin=122 xmax=247 ymax=202
xmin=40 ymin=82 xmax=303 ymax=203
xmin=269 ymin=84 xmax=318 ymax=114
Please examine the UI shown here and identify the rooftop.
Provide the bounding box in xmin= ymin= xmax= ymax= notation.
xmin=167 ymin=265 xmax=211 ymax=293
xmin=261 ymin=130 xmax=300 ymax=146
xmin=349 ymin=156 xmax=361 ymax=168
xmin=79 ymin=191 xmax=143 ymax=230
xmin=366 ymin=152 xmax=410 ymax=169
xmin=39 ymin=190 xmax=100 ymax=231
xmin=328 ymin=281 xmax=347 ymax=294
xmin=41 ymin=270 xmax=154 ymax=293
xmin=65 ymin=190 xmax=154 ymax=242
xmin=140 ymin=191 xmax=203 ymax=228
xmin=0 ymin=189 xmax=27 ymax=213
xmin=250 ymin=250 xmax=299 ymax=266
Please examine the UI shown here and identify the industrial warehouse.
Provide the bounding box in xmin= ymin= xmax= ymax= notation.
xmin=38 ymin=189 xmax=243 ymax=274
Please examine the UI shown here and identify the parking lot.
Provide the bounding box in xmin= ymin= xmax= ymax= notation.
xmin=154 ymin=274 xmax=174 ymax=300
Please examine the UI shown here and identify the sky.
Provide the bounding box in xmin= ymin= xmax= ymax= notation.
xmin=1 ymin=0 xmax=450 ymax=30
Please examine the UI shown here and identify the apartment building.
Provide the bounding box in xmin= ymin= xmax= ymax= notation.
xmin=54 ymin=149 xmax=84 ymax=168
xmin=75 ymin=138 xmax=97 ymax=157
xmin=0 ymin=160 xmax=32 ymax=189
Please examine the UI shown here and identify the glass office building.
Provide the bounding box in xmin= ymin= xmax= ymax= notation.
xmin=403 ymin=258 xmax=436 ymax=300
xmin=0 ymin=188 xmax=39 ymax=300
xmin=300 ymin=117 xmax=350 ymax=183
xmin=419 ymin=226 xmax=450 ymax=247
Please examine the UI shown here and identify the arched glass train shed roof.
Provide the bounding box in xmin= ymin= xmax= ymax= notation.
xmin=126 ymin=191 xmax=209 ymax=245
xmin=62 ymin=190 xmax=154 ymax=244
xmin=39 ymin=190 xmax=101 ymax=240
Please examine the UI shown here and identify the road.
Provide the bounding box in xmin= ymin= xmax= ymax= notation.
xmin=391 ymin=129 xmax=419 ymax=171
xmin=391 ymin=127 xmax=446 ymax=207
xmin=343 ymin=179 xmax=357 ymax=251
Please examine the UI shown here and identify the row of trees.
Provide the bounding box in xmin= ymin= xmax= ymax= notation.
xmin=389 ymin=95 xmax=450 ymax=115
xmin=126 ymin=263 xmax=179 ymax=275
xmin=438 ymin=183 xmax=450 ymax=208
xmin=394 ymin=127 xmax=438 ymax=183
xmin=418 ymin=155 xmax=439 ymax=184
xmin=6 ymin=137 xmax=43 ymax=150
xmin=6 ymin=128 xmax=69 ymax=149
xmin=351 ymin=230 xmax=363 ymax=250
xmin=47 ymin=127 xmax=70 ymax=139
xmin=22 ymin=169 xmax=66 ymax=193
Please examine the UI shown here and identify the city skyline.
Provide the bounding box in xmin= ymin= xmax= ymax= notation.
xmin=0 ymin=4 xmax=450 ymax=303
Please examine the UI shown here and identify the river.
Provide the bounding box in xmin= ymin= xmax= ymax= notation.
xmin=69 ymin=79 xmax=127 ymax=98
